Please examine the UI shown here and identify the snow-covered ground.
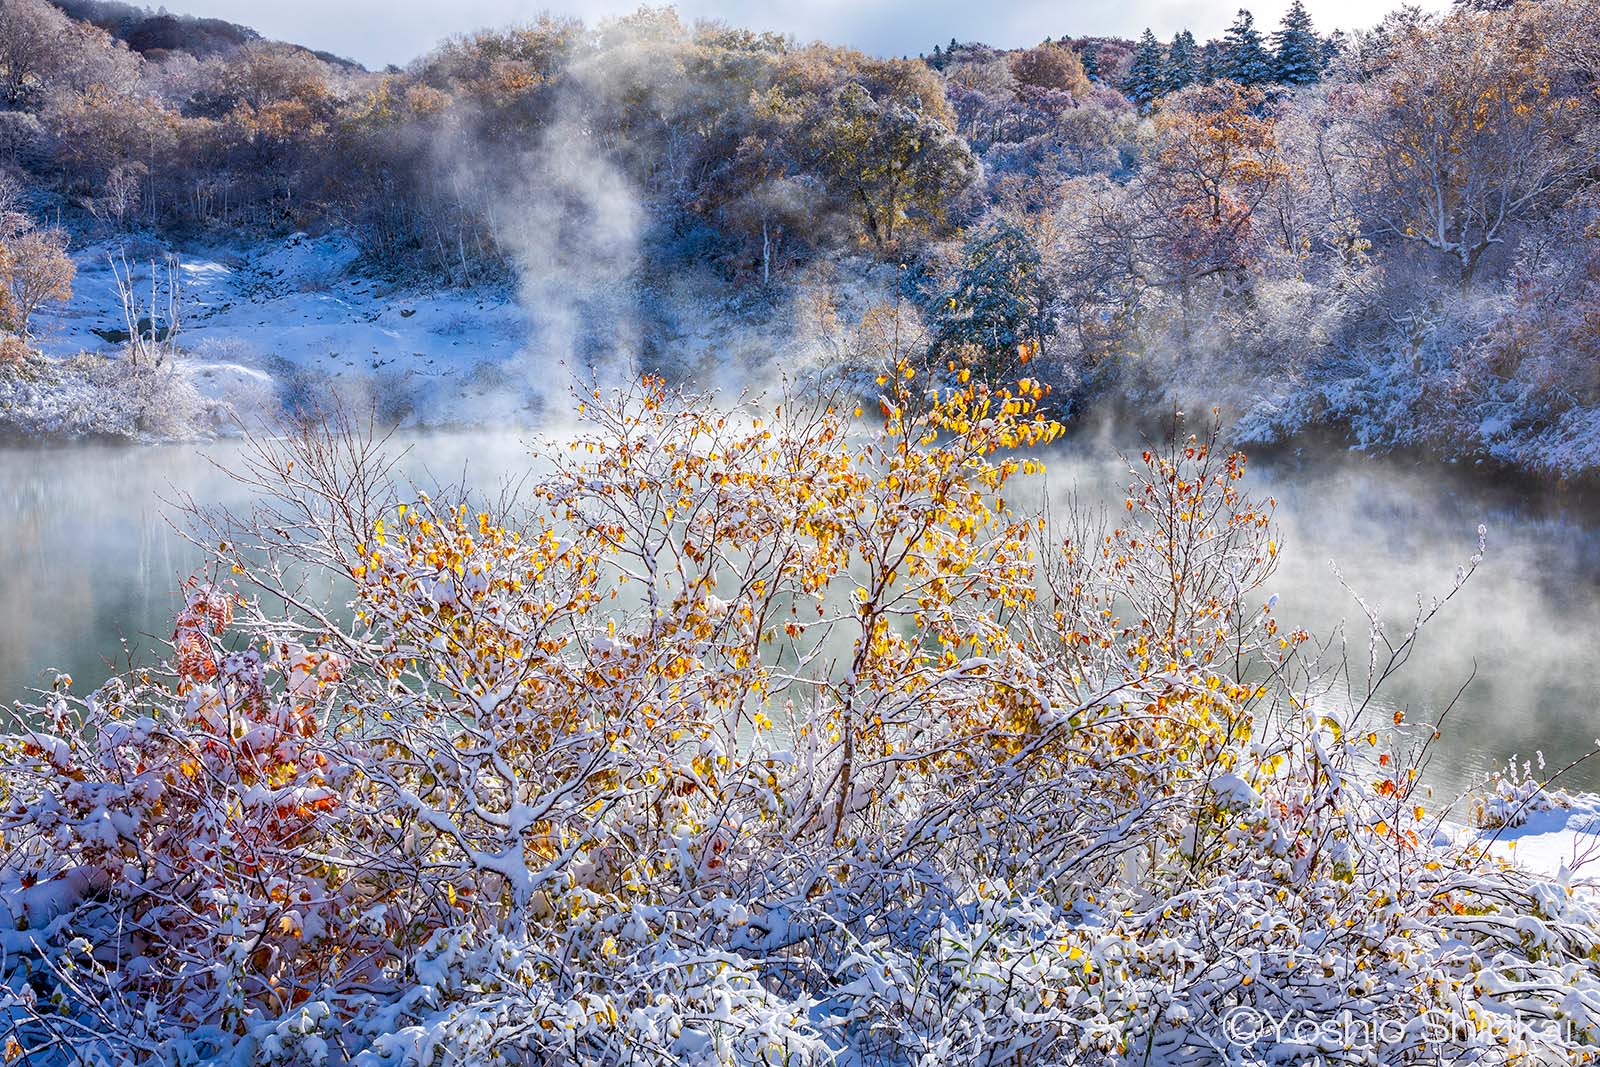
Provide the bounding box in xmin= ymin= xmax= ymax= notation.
xmin=31 ymin=233 xmax=541 ymax=427
xmin=1469 ymin=791 xmax=1600 ymax=886
xmin=20 ymin=231 xmax=854 ymax=436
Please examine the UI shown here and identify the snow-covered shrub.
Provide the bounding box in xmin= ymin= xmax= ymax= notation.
xmin=0 ymin=349 xmax=225 ymax=439
xmin=1448 ymin=191 xmax=1600 ymax=478
xmin=3 ymin=373 xmax=1599 ymax=1065
xmin=1472 ymin=769 xmax=1571 ymax=831
xmin=0 ymin=334 xmax=26 ymax=367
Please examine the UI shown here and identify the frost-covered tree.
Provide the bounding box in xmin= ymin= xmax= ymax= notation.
xmin=1321 ymin=28 xmax=1346 ymax=71
xmin=1143 ymin=81 xmax=1288 ymax=292
xmin=1330 ymin=5 xmax=1598 ymax=284
xmin=1009 ymin=41 xmax=1090 ymax=98
xmin=933 ymin=221 xmax=1056 ymax=369
xmin=1125 ymin=29 xmax=1165 ymax=111
xmin=0 ymin=0 xmax=139 ymax=108
xmin=1222 ymin=9 xmax=1275 ymax=84
xmin=0 ymin=0 xmax=65 ymax=107
xmin=1078 ymin=38 xmax=1101 ymax=80
xmin=1273 ymin=0 xmax=1323 ymax=85
xmin=1464 ymin=192 xmax=1600 ymax=463
xmin=1162 ymin=30 xmax=1199 ymax=95
xmin=0 ymin=225 xmax=72 ymax=338
xmin=815 ymin=80 xmax=977 ymax=249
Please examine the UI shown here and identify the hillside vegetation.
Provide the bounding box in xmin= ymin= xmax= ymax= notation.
xmin=0 ymin=0 xmax=1595 ymax=473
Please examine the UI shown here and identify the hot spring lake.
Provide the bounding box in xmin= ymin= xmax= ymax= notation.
xmin=2 ymin=430 xmax=1597 ymax=799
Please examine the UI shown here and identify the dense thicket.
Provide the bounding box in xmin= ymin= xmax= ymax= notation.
xmin=6 ymin=378 xmax=1599 ymax=1066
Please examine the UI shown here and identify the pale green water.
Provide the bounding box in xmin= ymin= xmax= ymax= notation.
xmin=1 ymin=433 xmax=1596 ymax=796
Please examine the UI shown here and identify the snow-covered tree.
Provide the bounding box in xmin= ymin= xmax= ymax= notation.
xmin=1162 ymin=29 xmax=1200 ymax=95
xmin=815 ymin=80 xmax=977 ymax=249
xmin=1330 ymin=5 xmax=1598 ymax=284
xmin=1142 ymin=81 xmax=1289 ymax=291
xmin=0 ymin=225 xmax=72 ymax=338
xmin=1125 ymin=29 xmax=1165 ymax=111
xmin=933 ymin=221 xmax=1056 ymax=370
xmin=1079 ymin=38 xmax=1101 ymax=80
xmin=1222 ymin=9 xmax=1275 ymax=84
xmin=1010 ymin=41 xmax=1091 ymax=98
xmin=1321 ymin=28 xmax=1347 ymax=71
xmin=1273 ymin=0 xmax=1323 ymax=85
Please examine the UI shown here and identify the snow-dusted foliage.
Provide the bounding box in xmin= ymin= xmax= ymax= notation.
xmin=0 ymin=349 xmax=231 ymax=439
xmin=2 ymin=376 xmax=1597 ymax=1065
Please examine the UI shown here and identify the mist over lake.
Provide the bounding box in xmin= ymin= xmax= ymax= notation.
xmin=2 ymin=0 xmax=1599 ymax=1061
xmin=5 ymin=431 xmax=1595 ymax=802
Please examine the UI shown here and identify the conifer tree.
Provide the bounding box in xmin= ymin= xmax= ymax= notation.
xmin=1223 ymin=9 xmax=1274 ymax=84
xmin=1080 ymin=38 xmax=1101 ymax=80
xmin=1126 ymin=29 xmax=1165 ymax=111
xmin=1320 ymin=29 xmax=1346 ymax=72
xmin=1163 ymin=29 xmax=1199 ymax=94
xmin=933 ymin=223 xmax=1054 ymax=363
xmin=1273 ymin=0 xmax=1322 ymax=85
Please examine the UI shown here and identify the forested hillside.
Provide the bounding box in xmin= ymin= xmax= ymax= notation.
xmin=0 ymin=0 xmax=1596 ymax=475
xmin=7 ymin=3 xmax=1600 ymax=1063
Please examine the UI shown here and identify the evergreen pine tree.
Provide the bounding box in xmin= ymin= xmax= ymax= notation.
xmin=934 ymin=224 xmax=1054 ymax=365
xmin=1080 ymin=39 xmax=1101 ymax=81
xmin=1198 ymin=39 xmax=1225 ymax=82
xmin=1125 ymin=29 xmax=1165 ymax=111
xmin=1162 ymin=30 xmax=1198 ymax=94
xmin=1272 ymin=0 xmax=1322 ymax=85
xmin=1222 ymin=9 xmax=1274 ymax=84
xmin=1320 ymin=30 xmax=1346 ymax=72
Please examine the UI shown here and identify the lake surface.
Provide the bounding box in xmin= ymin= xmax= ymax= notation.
xmin=2 ymin=431 xmax=1597 ymax=798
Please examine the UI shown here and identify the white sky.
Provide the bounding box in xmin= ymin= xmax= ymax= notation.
xmin=154 ymin=0 xmax=1451 ymax=68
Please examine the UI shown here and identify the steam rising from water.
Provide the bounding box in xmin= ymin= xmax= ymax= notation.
xmin=429 ymin=20 xmax=706 ymax=409
xmin=423 ymin=19 xmax=846 ymax=415
xmin=1 ymin=433 xmax=1594 ymax=799
xmin=483 ymin=55 xmax=646 ymax=399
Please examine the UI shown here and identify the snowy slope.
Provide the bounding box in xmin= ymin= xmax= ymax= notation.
xmin=24 ymin=231 xmax=853 ymax=434
xmin=31 ymin=233 xmax=543 ymax=427
xmin=1471 ymin=791 xmax=1600 ymax=886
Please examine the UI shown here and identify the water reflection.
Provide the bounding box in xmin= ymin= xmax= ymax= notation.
xmin=1 ymin=432 xmax=1595 ymax=797
xmin=0 ymin=433 xmax=536 ymax=703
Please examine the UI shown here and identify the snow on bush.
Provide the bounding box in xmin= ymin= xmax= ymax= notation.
xmin=2 ymin=370 xmax=1598 ymax=1065
xmin=1472 ymin=762 xmax=1572 ymax=831
xmin=0 ymin=349 xmax=230 ymax=439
